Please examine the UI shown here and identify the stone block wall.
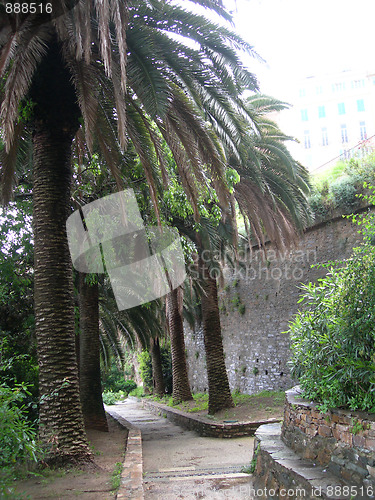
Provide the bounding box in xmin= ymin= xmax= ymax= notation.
xmin=282 ymin=387 xmax=375 ymax=488
xmin=184 ymin=210 xmax=368 ymax=395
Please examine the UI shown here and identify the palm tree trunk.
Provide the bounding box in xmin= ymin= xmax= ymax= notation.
xmin=199 ymin=257 xmax=234 ymax=414
xmin=33 ymin=127 xmax=91 ymax=463
xmin=150 ymin=337 xmax=165 ymax=397
xmin=167 ymin=288 xmax=193 ymax=402
xmin=79 ymin=274 xmax=108 ymax=431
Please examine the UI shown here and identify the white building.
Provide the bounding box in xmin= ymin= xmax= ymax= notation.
xmin=280 ymin=69 xmax=375 ymax=172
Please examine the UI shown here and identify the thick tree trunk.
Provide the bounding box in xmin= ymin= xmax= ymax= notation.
xmin=32 ymin=39 xmax=91 ymax=464
xmin=199 ymin=257 xmax=234 ymax=414
xmin=79 ymin=274 xmax=108 ymax=431
xmin=167 ymin=288 xmax=193 ymax=402
xmin=150 ymin=337 xmax=165 ymax=397
xmin=33 ymin=129 xmax=91 ymax=463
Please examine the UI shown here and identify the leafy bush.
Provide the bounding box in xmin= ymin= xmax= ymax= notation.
xmin=138 ymin=346 xmax=172 ymax=394
xmin=308 ymin=152 xmax=375 ymax=220
xmin=0 ymin=383 xmax=40 ymax=465
xmin=101 ymin=364 xmax=136 ymax=394
xmin=289 ymin=243 xmax=375 ymax=412
xmin=138 ymin=351 xmax=153 ymax=392
xmin=102 ymin=390 xmax=127 ymax=405
xmin=128 ymin=387 xmax=145 ymax=398
xmin=0 ymin=383 xmax=41 ymax=496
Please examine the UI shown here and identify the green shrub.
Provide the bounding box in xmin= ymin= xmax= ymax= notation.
xmin=102 ymin=390 xmax=127 ymax=405
xmin=101 ymin=365 xmax=136 ymax=394
xmin=330 ymin=177 xmax=358 ymax=211
xmin=138 ymin=351 xmax=153 ymax=392
xmin=0 ymin=383 xmax=41 ymax=497
xmin=129 ymin=387 xmax=145 ymax=398
xmin=0 ymin=383 xmax=40 ymax=467
xmin=288 ymin=244 xmax=375 ymax=412
xmin=138 ymin=346 xmax=172 ymax=394
xmin=308 ymin=152 xmax=375 ymax=220
xmin=123 ymin=380 xmax=137 ymax=394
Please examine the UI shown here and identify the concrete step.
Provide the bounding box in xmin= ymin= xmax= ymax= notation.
xmin=253 ymin=423 xmax=372 ymax=500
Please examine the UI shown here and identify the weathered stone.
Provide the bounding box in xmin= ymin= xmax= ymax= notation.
xmin=339 ymin=432 xmax=352 ymax=446
xmin=318 ymin=425 xmax=332 ymax=437
xmin=353 ymin=434 xmax=366 ymax=448
xmin=366 ymin=438 xmax=375 ymax=451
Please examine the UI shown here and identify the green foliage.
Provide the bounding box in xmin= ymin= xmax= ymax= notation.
xmin=129 ymin=387 xmax=145 ymax=398
xmin=0 ymin=202 xmax=38 ymax=423
xmin=309 ymin=152 xmax=375 ymax=219
xmin=138 ymin=346 xmax=172 ymax=394
xmin=138 ymin=351 xmax=153 ymax=392
xmin=0 ymin=383 xmax=41 ymax=497
xmin=289 ymin=243 xmax=375 ymax=412
xmin=110 ymin=462 xmax=123 ymax=492
xmin=101 ymin=365 xmax=136 ymax=394
xmin=350 ymin=419 xmax=369 ymax=435
xmin=102 ymin=391 xmax=127 ymax=405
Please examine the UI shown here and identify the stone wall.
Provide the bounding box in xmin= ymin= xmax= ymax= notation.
xmin=184 ymin=211 xmax=368 ymax=394
xmin=142 ymin=399 xmax=279 ymax=438
xmin=282 ymin=387 xmax=375 ymax=488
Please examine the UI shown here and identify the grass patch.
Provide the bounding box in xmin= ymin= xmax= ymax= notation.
xmin=110 ymin=462 xmax=123 ymax=492
xmin=147 ymin=389 xmax=285 ymax=420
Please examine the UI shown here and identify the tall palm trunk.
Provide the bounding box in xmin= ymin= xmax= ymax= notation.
xmin=32 ymin=40 xmax=91 ymax=463
xmin=79 ymin=274 xmax=108 ymax=431
xmin=199 ymin=257 xmax=234 ymax=414
xmin=167 ymin=287 xmax=193 ymax=402
xmin=150 ymin=337 xmax=165 ymax=397
xmin=33 ymin=128 xmax=91 ymax=463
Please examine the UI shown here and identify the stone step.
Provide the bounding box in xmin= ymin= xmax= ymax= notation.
xmin=253 ymin=423 xmax=373 ymax=500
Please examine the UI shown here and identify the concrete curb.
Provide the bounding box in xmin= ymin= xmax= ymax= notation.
xmin=141 ymin=399 xmax=281 ymax=438
xmin=106 ymin=409 xmax=144 ymax=500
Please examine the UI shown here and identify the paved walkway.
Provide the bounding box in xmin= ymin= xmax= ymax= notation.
xmin=111 ymin=398 xmax=256 ymax=499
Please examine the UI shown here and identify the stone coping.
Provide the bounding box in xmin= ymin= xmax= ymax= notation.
xmin=105 ymin=409 xmax=144 ymax=500
xmin=253 ymin=423 xmax=353 ymax=500
xmin=285 ymin=386 xmax=375 ymax=422
xmin=141 ymin=398 xmax=281 ymax=438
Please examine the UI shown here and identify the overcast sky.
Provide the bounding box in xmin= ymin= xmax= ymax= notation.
xmin=225 ymin=0 xmax=375 ymax=100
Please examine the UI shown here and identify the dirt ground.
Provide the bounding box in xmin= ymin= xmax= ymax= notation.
xmin=14 ymin=415 xmax=127 ymax=500
xmin=170 ymin=392 xmax=285 ymax=423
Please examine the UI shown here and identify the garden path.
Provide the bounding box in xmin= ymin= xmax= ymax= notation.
xmin=111 ymin=398 xmax=256 ymax=499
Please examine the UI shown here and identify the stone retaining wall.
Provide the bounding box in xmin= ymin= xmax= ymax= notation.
xmin=142 ymin=399 xmax=280 ymax=438
xmin=184 ymin=209 xmax=369 ymax=395
xmin=282 ymin=387 xmax=375 ymax=488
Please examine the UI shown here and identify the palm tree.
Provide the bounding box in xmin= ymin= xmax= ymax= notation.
xmin=167 ymin=286 xmax=193 ymax=402
xmin=78 ymin=273 xmax=108 ymax=432
xmin=0 ymin=0 xmax=129 ymax=463
xmin=150 ymin=336 xmax=166 ymax=396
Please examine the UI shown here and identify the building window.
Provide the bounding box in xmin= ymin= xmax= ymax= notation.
xmin=299 ymin=88 xmax=306 ymax=97
xmin=352 ymin=79 xmax=365 ymax=89
xmin=332 ymin=82 xmax=345 ymax=92
xmin=357 ymin=99 xmax=365 ymax=112
xmin=318 ymin=106 xmax=326 ymax=118
xmin=304 ymin=130 xmax=311 ymax=149
xmin=341 ymin=124 xmax=348 ymax=143
xmin=360 ymin=121 xmax=367 ymax=140
xmin=316 ymin=85 xmax=323 ymax=95
xmin=301 ymin=109 xmax=308 ymax=121
xmin=338 ymin=102 xmax=345 ymax=115
xmin=322 ymin=127 xmax=328 ymax=146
